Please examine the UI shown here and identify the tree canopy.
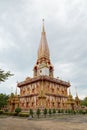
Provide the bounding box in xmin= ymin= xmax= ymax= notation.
xmin=0 ymin=93 xmax=9 ymax=109
xmin=0 ymin=69 xmax=13 ymax=83
xmin=81 ymin=97 xmax=87 ymax=107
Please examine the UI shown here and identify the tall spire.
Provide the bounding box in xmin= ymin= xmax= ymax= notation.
xmin=38 ymin=19 xmax=50 ymax=60
xmin=15 ymin=86 xmax=17 ymax=95
xmin=33 ymin=20 xmax=54 ymax=78
xmin=15 ymin=81 xmax=18 ymax=95
xmin=75 ymin=86 xmax=78 ymax=97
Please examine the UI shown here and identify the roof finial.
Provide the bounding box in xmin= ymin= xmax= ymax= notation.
xmin=15 ymin=86 xmax=17 ymax=95
xmin=42 ymin=18 xmax=45 ymax=33
xmin=11 ymin=86 xmax=13 ymax=94
xmin=69 ymin=88 xmax=71 ymax=95
xmin=15 ymin=81 xmax=18 ymax=95
xmin=75 ymin=86 xmax=78 ymax=97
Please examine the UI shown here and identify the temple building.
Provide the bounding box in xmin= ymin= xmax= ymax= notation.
xmin=66 ymin=89 xmax=81 ymax=110
xmin=8 ymin=90 xmax=19 ymax=112
xmin=17 ymin=20 xmax=71 ymax=111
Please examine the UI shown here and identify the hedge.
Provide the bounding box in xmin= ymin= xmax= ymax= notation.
xmin=0 ymin=110 xmax=3 ymax=115
xmin=18 ymin=112 xmax=29 ymax=117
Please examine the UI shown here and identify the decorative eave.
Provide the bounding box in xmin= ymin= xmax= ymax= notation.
xmin=17 ymin=75 xmax=70 ymax=88
xmin=18 ymin=93 xmax=67 ymax=99
xmin=19 ymin=93 xmax=38 ymax=98
xmin=66 ymin=100 xmax=75 ymax=104
xmin=46 ymin=93 xmax=68 ymax=98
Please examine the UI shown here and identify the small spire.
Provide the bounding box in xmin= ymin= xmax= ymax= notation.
xmin=11 ymin=86 xmax=13 ymax=94
xmin=15 ymin=86 xmax=17 ymax=95
xmin=75 ymin=86 xmax=78 ymax=97
xmin=69 ymin=89 xmax=71 ymax=95
xmin=15 ymin=81 xmax=18 ymax=95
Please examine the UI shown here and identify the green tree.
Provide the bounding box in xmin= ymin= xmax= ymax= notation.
xmin=85 ymin=109 xmax=87 ymax=114
xmin=0 ymin=93 xmax=9 ymax=110
xmin=53 ymin=108 xmax=56 ymax=114
xmin=48 ymin=109 xmax=52 ymax=116
xmin=65 ymin=109 xmax=68 ymax=113
xmin=58 ymin=109 xmax=61 ymax=113
xmin=0 ymin=69 xmax=13 ymax=83
xmin=43 ymin=108 xmax=47 ymax=118
xmin=79 ymin=109 xmax=83 ymax=114
xmin=15 ymin=107 xmax=21 ymax=115
xmin=29 ymin=109 xmax=34 ymax=118
xmin=81 ymin=97 xmax=87 ymax=107
xmin=60 ymin=109 xmax=64 ymax=113
xmin=36 ymin=108 xmax=41 ymax=118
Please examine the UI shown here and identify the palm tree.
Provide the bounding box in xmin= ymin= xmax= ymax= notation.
xmin=0 ymin=69 xmax=13 ymax=83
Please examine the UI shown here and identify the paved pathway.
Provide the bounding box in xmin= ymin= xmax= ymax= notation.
xmin=0 ymin=115 xmax=87 ymax=130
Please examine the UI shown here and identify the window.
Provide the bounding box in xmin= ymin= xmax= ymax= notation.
xmin=32 ymin=89 xmax=35 ymax=93
xmin=26 ymin=102 xmax=28 ymax=107
xmin=52 ymin=88 xmax=54 ymax=93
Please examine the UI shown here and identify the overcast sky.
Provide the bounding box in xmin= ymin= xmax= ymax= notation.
xmin=0 ymin=0 xmax=87 ymax=99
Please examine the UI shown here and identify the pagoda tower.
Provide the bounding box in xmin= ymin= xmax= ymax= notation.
xmin=74 ymin=89 xmax=81 ymax=110
xmin=66 ymin=89 xmax=75 ymax=110
xmin=17 ymin=20 xmax=70 ymax=111
xmin=33 ymin=20 xmax=53 ymax=78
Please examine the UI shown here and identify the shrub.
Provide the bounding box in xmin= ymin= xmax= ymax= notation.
xmin=85 ymin=110 xmax=87 ymax=114
xmin=48 ymin=109 xmax=52 ymax=116
xmin=58 ymin=109 xmax=61 ymax=113
xmin=29 ymin=109 xmax=33 ymax=118
xmin=19 ymin=113 xmax=29 ymax=117
xmin=82 ymin=111 xmax=86 ymax=114
xmin=3 ymin=112 xmax=16 ymax=116
xmin=75 ymin=110 xmax=79 ymax=114
xmin=53 ymin=109 xmax=56 ymax=114
xmin=3 ymin=112 xmax=10 ymax=115
xmin=0 ymin=110 xmax=3 ymax=115
xmin=70 ymin=109 xmax=74 ymax=114
xmin=65 ymin=109 xmax=68 ymax=113
xmin=4 ymin=109 xmax=8 ymax=112
xmin=15 ymin=107 xmax=21 ymax=115
xmin=79 ymin=109 xmax=83 ymax=114
xmin=36 ymin=108 xmax=41 ymax=118
xmin=43 ymin=108 xmax=47 ymax=118
xmin=73 ymin=110 xmax=76 ymax=115
xmin=64 ymin=109 xmax=75 ymax=114
xmin=67 ymin=109 xmax=72 ymax=114
xmin=58 ymin=109 xmax=64 ymax=113
xmin=61 ymin=109 xmax=64 ymax=113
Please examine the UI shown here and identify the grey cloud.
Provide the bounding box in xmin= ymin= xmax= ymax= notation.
xmin=0 ymin=0 xmax=87 ymax=98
